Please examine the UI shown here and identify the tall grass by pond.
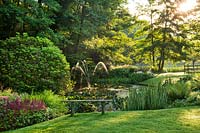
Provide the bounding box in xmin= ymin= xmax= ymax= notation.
xmin=127 ymin=84 xmax=168 ymax=110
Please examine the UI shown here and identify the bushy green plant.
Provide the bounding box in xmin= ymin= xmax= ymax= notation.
xmin=179 ymin=75 xmax=192 ymax=82
xmin=77 ymin=103 xmax=97 ymax=113
xmin=165 ymin=81 xmax=191 ymax=101
xmin=127 ymin=85 xmax=168 ymax=110
xmin=0 ymin=89 xmax=18 ymax=100
xmin=168 ymin=99 xmax=191 ymax=108
xmin=186 ymin=92 xmax=200 ymax=105
xmin=108 ymin=68 xmax=134 ymax=77
xmin=0 ymin=33 xmax=71 ymax=94
xmin=93 ymin=67 xmax=154 ymax=85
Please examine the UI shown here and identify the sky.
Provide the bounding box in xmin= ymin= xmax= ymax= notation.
xmin=126 ymin=0 xmax=148 ymax=15
xmin=127 ymin=0 xmax=197 ymax=14
xmin=126 ymin=0 xmax=198 ymax=21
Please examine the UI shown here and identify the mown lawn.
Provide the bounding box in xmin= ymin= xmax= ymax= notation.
xmin=140 ymin=72 xmax=187 ymax=86
xmin=5 ymin=106 xmax=200 ymax=133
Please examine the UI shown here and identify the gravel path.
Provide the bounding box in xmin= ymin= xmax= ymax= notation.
xmin=157 ymin=72 xmax=186 ymax=77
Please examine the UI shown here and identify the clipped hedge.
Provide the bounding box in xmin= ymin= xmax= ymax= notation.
xmin=0 ymin=33 xmax=71 ymax=93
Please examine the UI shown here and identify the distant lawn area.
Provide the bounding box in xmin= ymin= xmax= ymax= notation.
xmin=140 ymin=72 xmax=187 ymax=86
xmin=5 ymin=106 xmax=200 ymax=133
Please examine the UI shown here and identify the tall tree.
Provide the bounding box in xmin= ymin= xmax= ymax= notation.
xmin=84 ymin=8 xmax=136 ymax=66
xmin=137 ymin=0 xmax=188 ymax=71
xmin=53 ymin=0 xmax=127 ymax=65
xmin=0 ymin=0 xmax=60 ymax=40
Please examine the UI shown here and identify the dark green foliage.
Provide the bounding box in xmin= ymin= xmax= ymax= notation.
xmin=67 ymin=88 xmax=115 ymax=100
xmin=165 ymin=82 xmax=191 ymax=102
xmin=0 ymin=34 xmax=71 ymax=94
xmin=186 ymin=92 xmax=200 ymax=105
xmin=76 ymin=103 xmax=97 ymax=113
xmin=66 ymin=89 xmax=116 ymax=113
xmin=0 ymin=0 xmax=60 ymax=40
xmin=179 ymin=75 xmax=193 ymax=82
xmin=112 ymin=96 xmax=128 ymax=111
xmin=93 ymin=68 xmax=154 ymax=85
xmin=108 ymin=67 xmax=136 ymax=77
xmin=168 ymin=99 xmax=193 ymax=108
xmin=127 ymin=85 xmax=168 ymax=110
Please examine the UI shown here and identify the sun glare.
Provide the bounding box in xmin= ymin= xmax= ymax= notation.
xmin=178 ymin=0 xmax=197 ymax=12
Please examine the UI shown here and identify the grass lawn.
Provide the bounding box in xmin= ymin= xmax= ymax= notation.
xmin=5 ymin=106 xmax=200 ymax=133
xmin=140 ymin=72 xmax=187 ymax=86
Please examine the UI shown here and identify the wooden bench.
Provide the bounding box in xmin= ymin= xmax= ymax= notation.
xmin=64 ymin=99 xmax=112 ymax=116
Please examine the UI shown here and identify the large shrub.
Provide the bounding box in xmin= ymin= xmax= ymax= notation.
xmin=165 ymin=81 xmax=191 ymax=102
xmin=0 ymin=33 xmax=71 ymax=93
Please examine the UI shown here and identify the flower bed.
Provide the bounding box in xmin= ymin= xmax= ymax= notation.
xmin=0 ymin=97 xmax=47 ymax=131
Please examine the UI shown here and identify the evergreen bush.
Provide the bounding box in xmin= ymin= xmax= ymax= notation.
xmin=0 ymin=33 xmax=71 ymax=93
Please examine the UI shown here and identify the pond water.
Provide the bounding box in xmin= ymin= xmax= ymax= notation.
xmin=108 ymin=84 xmax=144 ymax=98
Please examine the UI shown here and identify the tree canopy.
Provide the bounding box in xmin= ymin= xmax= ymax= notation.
xmin=1 ymin=0 xmax=200 ymax=71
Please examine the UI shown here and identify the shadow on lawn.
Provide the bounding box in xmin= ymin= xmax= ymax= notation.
xmin=6 ymin=107 xmax=200 ymax=133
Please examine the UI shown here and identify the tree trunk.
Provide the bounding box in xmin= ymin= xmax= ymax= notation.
xmin=158 ymin=47 xmax=165 ymax=72
xmin=150 ymin=9 xmax=155 ymax=66
xmin=160 ymin=47 xmax=165 ymax=71
xmin=152 ymin=49 xmax=155 ymax=66
xmin=192 ymin=60 xmax=195 ymax=72
xmin=158 ymin=3 xmax=167 ymax=72
xmin=38 ymin=0 xmax=42 ymax=5
xmin=75 ymin=1 xmax=85 ymax=53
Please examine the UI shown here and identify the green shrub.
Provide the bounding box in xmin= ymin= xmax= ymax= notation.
xmin=165 ymin=82 xmax=191 ymax=101
xmin=108 ymin=68 xmax=135 ymax=77
xmin=168 ymin=99 xmax=192 ymax=108
xmin=0 ymin=33 xmax=71 ymax=94
xmin=186 ymin=92 xmax=200 ymax=105
xmin=0 ymin=89 xmax=18 ymax=100
xmin=179 ymin=75 xmax=193 ymax=83
xmin=77 ymin=103 xmax=97 ymax=113
xmin=127 ymin=85 xmax=168 ymax=110
xmin=93 ymin=67 xmax=154 ymax=85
